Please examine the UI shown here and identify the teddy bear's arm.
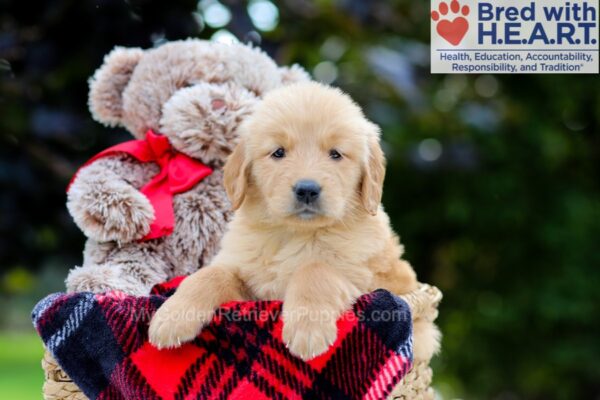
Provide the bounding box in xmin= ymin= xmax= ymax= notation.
xmin=67 ymin=154 xmax=159 ymax=244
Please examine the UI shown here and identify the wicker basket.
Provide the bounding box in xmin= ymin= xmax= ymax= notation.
xmin=42 ymin=284 xmax=442 ymax=400
xmin=389 ymin=284 xmax=442 ymax=400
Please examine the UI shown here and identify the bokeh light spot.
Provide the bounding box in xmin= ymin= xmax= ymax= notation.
xmin=320 ymin=36 xmax=347 ymax=61
xmin=418 ymin=138 xmax=443 ymax=162
xmin=211 ymin=29 xmax=239 ymax=45
xmin=474 ymin=75 xmax=499 ymax=98
xmin=313 ymin=61 xmax=338 ymax=84
xmin=248 ymin=0 xmax=279 ymax=32
xmin=203 ymin=2 xmax=231 ymax=28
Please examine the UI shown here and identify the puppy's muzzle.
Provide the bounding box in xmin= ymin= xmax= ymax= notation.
xmin=293 ymin=180 xmax=321 ymax=205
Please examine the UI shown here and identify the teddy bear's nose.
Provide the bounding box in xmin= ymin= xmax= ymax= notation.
xmin=211 ymin=99 xmax=226 ymax=111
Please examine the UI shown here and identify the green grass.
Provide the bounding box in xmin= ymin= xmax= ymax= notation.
xmin=0 ymin=331 xmax=45 ymax=400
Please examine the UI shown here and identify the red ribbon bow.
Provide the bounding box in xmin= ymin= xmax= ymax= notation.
xmin=68 ymin=130 xmax=213 ymax=241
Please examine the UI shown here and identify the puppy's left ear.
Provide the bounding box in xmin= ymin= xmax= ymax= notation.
xmin=361 ymin=124 xmax=386 ymax=216
xmin=224 ymin=138 xmax=250 ymax=210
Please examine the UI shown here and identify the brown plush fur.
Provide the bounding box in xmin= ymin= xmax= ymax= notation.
xmin=66 ymin=39 xmax=310 ymax=295
xmin=149 ymin=82 xmax=440 ymax=361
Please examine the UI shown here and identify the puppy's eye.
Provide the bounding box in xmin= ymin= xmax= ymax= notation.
xmin=329 ymin=149 xmax=342 ymax=160
xmin=271 ymin=148 xmax=286 ymax=159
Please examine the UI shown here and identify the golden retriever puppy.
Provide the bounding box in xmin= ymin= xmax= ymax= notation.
xmin=149 ymin=82 xmax=440 ymax=362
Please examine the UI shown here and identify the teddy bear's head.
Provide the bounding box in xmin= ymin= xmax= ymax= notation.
xmin=88 ymin=39 xmax=310 ymax=165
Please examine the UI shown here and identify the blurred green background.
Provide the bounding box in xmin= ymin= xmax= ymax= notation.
xmin=0 ymin=0 xmax=598 ymax=399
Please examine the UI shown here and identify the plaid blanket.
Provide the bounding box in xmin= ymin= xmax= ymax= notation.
xmin=33 ymin=277 xmax=413 ymax=400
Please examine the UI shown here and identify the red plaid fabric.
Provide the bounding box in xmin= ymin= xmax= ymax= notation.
xmin=33 ymin=277 xmax=413 ymax=400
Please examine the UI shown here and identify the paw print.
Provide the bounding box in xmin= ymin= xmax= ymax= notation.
xmin=431 ymin=0 xmax=470 ymax=46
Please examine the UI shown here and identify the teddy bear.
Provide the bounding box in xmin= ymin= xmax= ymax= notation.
xmin=66 ymin=39 xmax=310 ymax=296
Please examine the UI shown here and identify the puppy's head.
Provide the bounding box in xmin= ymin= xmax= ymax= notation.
xmin=224 ymin=82 xmax=385 ymax=227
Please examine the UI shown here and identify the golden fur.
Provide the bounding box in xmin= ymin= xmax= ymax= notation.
xmin=149 ymin=82 xmax=440 ymax=361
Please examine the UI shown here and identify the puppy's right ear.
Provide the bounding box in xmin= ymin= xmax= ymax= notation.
xmin=88 ymin=47 xmax=144 ymax=127
xmin=224 ymin=138 xmax=250 ymax=210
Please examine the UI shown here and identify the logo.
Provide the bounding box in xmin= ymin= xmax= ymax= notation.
xmin=430 ymin=0 xmax=599 ymax=74
xmin=431 ymin=0 xmax=471 ymax=46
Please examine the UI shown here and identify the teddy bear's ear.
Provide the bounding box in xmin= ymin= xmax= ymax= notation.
xmin=88 ymin=47 xmax=144 ymax=127
xmin=279 ymin=64 xmax=311 ymax=85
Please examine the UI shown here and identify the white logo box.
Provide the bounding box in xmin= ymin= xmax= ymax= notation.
xmin=431 ymin=0 xmax=599 ymax=73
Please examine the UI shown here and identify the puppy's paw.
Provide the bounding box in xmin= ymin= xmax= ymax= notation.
xmin=282 ymin=314 xmax=338 ymax=361
xmin=148 ymin=299 xmax=213 ymax=349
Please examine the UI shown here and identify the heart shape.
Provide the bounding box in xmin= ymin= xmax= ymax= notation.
xmin=436 ymin=17 xmax=468 ymax=46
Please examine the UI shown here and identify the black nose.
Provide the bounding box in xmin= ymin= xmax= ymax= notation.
xmin=294 ymin=180 xmax=321 ymax=204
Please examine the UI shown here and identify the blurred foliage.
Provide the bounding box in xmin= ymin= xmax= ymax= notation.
xmin=0 ymin=0 xmax=599 ymax=399
xmin=0 ymin=333 xmax=45 ymax=400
